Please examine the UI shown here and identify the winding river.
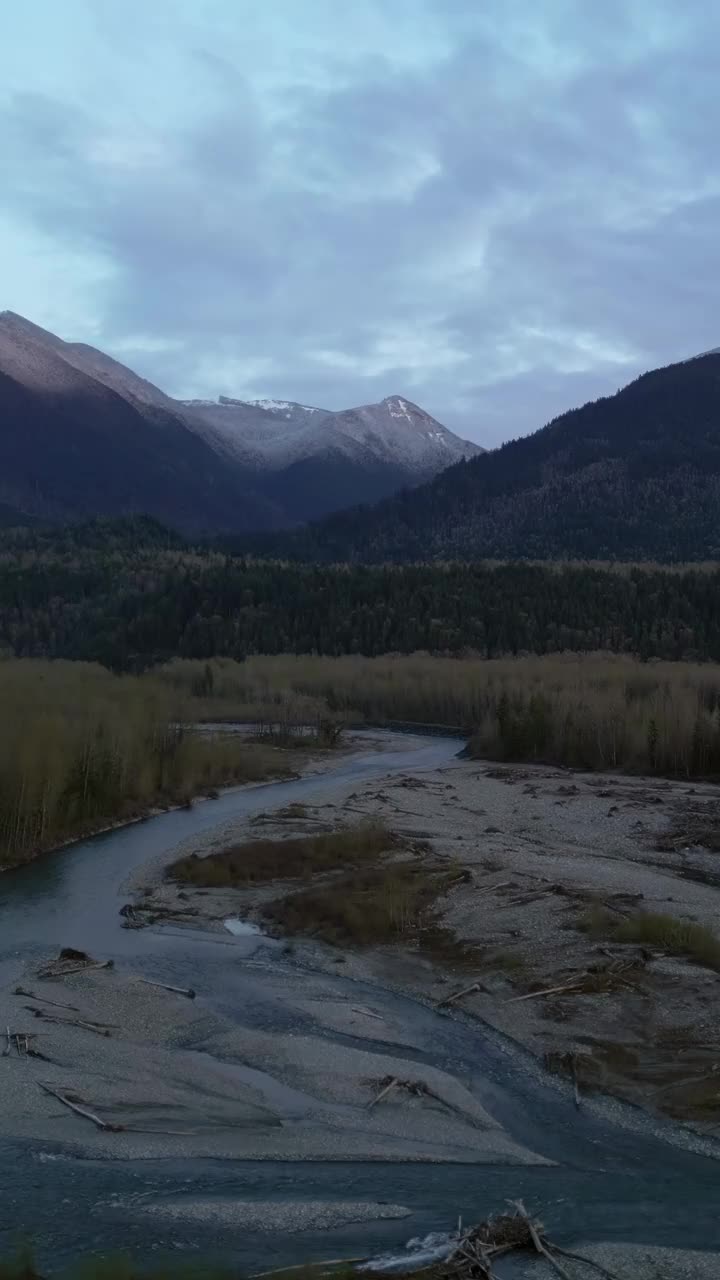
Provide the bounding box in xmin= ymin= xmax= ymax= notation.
xmin=1 ymin=731 xmax=720 ymax=1276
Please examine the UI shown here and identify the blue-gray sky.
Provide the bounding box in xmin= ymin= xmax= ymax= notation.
xmin=2 ymin=0 xmax=718 ymax=445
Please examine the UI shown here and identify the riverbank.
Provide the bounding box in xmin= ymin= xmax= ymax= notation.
xmin=4 ymin=730 xmax=720 ymax=1277
xmin=138 ymin=750 xmax=720 ymax=1136
xmin=0 ymin=735 xmax=551 ymax=1171
xmin=0 ymin=736 xmax=305 ymax=876
xmin=0 ymin=952 xmax=548 ymax=1166
xmin=512 ymin=1243 xmax=720 ymax=1279
xmin=0 ymin=728 xmax=366 ymax=874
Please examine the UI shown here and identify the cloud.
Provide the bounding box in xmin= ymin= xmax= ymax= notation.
xmin=1 ymin=0 xmax=719 ymax=443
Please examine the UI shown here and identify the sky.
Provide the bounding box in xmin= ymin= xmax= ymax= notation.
xmin=1 ymin=0 xmax=719 ymax=447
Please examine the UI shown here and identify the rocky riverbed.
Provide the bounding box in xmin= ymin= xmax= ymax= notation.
xmin=136 ymin=749 xmax=720 ymax=1135
xmin=2 ymin=731 xmax=720 ymax=1276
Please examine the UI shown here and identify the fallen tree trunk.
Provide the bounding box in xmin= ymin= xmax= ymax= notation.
xmin=512 ymin=1201 xmax=573 ymax=1280
xmin=137 ymin=977 xmax=196 ymax=999
xmin=507 ymin=980 xmax=582 ymax=1003
xmin=38 ymin=1083 xmax=125 ymax=1132
xmin=351 ymin=1005 xmax=385 ymax=1022
xmin=438 ymin=981 xmax=483 ymax=1008
xmin=37 ymin=959 xmax=114 ymax=979
xmin=25 ymin=1007 xmax=112 ymax=1037
xmin=367 ymin=1077 xmax=398 ymax=1109
xmin=15 ymin=986 xmax=80 ymax=1012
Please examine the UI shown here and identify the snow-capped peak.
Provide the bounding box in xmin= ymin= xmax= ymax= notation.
xmin=249 ymin=397 xmax=323 ymax=416
xmin=385 ymin=395 xmax=415 ymax=423
xmin=180 ymin=388 xmax=483 ymax=476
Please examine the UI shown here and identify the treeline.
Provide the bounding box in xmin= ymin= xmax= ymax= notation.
xmin=166 ymin=653 xmax=720 ymax=779
xmin=0 ymin=660 xmax=284 ymax=869
xmin=2 ymin=521 xmax=720 ymax=666
xmin=3 ymin=648 xmax=720 ymax=872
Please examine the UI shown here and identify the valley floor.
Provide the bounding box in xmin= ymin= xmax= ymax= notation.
xmin=140 ymin=747 xmax=720 ymax=1134
xmin=4 ymin=736 xmax=720 ymax=1277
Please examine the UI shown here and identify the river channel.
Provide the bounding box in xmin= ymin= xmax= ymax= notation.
xmin=1 ymin=732 xmax=719 ymax=1275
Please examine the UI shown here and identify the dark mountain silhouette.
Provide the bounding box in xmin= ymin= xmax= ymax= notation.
xmin=0 ymin=311 xmax=280 ymax=532
xmin=0 ymin=312 xmax=481 ymax=529
xmin=257 ymin=352 xmax=720 ymax=562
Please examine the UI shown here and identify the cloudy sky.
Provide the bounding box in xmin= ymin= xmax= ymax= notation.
xmin=1 ymin=1 xmax=717 ymax=446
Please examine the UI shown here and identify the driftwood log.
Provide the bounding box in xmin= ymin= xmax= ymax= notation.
xmin=15 ymin=986 xmax=80 ymax=1012
xmin=507 ymin=980 xmax=582 ymax=1003
xmin=511 ymin=1200 xmax=573 ymax=1280
xmin=437 ymin=980 xmax=484 ymax=1008
xmin=366 ymin=1075 xmax=481 ymax=1128
xmin=137 ymin=977 xmax=196 ymax=999
xmin=37 ymin=958 xmax=114 ymax=980
xmin=367 ymin=1077 xmax=398 ymax=1109
xmin=38 ymin=1083 xmax=125 ymax=1132
xmin=25 ymin=1006 xmax=112 ymax=1037
xmin=351 ymin=1005 xmax=385 ymax=1022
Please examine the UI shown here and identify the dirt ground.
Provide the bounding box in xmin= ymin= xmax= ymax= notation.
xmin=141 ymin=754 xmax=720 ymax=1133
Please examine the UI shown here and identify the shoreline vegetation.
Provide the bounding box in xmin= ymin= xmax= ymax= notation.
xmin=5 ymin=647 xmax=720 ymax=868
xmin=0 ymin=661 xmax=303 ymax=872
xmin=162 ymin=652 xmax=720 ymax=778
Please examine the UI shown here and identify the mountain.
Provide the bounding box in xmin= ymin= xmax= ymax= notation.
xmin=0 ymin=310 xmax=483 ymax=530
xmin=260 ymin=351 xmax=720 ymax=563
xmin=0 ymin=311 xmax=280 ymax=532
xmin=182 ymin=393 xmax=483 ymax=520
xmin=179 ymin=396 xmax=331 ymax=471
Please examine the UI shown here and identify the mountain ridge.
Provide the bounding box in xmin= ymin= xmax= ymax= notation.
xmin=0 ymin=311 xmax=282 ymax=532
xmin=246 ymin=351 xmax=720 ymax=563
xmin=0 ymin=311 xmax=482 ymax=529
xmin=181 ymin=390 xmax=481 ymax=474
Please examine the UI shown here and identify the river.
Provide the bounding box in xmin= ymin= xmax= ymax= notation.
xmin=1 ymin=731 xmax=719 ymax=1276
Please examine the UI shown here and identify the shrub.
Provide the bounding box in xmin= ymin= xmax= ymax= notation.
xmin=614 ymin=912 xmax=720 ymax=969
xmin=168 ymin=823 xmax=394 ymax=887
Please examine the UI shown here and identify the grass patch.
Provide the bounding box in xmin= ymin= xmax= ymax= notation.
xmin=168 ymin=823 xmax=397 ymax=888
xmin=656 ymin=804 xmax=720 ymax=853
xmin=576 ymin=904 xmax=621 ymax=937
xmin=485 ymin=948 xmax=527 ymax=974
xmin=578 ymin=904 xmax=720 ymax=971
xmin=262 ymin=863 xmax=463 ymax=947
xmin=419 ymin=923 xmax=487 ymax=972
xmin=614 ymin=912 xmax=720 ymax=969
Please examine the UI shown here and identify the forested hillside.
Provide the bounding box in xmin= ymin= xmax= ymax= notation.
xmin=244 ymin=351 xmax=720 ymax=563
xmin=2 ymin=519 xmax=720 ymax=668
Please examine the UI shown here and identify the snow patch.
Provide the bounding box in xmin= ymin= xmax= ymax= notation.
xmin=387 ymin=397 xmax=414 ymax=423
xmin=250 ymin=398 xmax=322 ymax=415
xmin=183 ymin=388 xmax=483 ymax=472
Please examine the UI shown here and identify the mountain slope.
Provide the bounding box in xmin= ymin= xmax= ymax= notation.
xmin=0 ymin=312 xmax=280 ymax=532
xmin=0 ymin=310 xmax=484 ymax=531
xmin=261 ymin=353 xmax=720 ymax=562
xmin=180 ymin=396 xmax=331 ymax=470
xmin=183 ymin=392 xmax=483 ymax=519
xmin=302 ymin=396 xmax=482 ymax=474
